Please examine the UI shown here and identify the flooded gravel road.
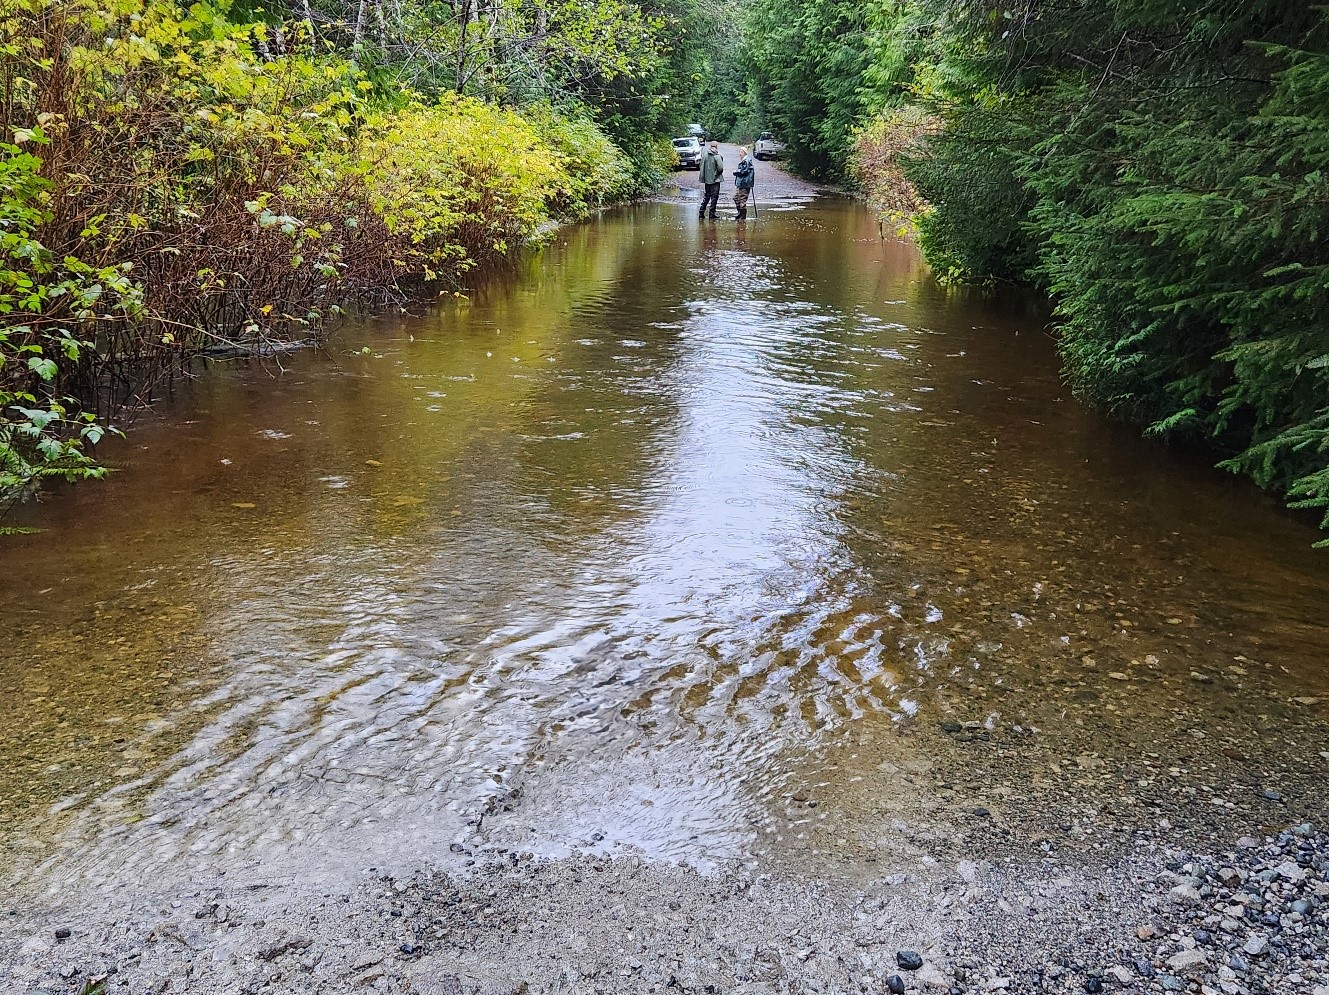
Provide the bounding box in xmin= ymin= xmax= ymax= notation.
xmin=2 ymin=181 xmax=1328 ymax=994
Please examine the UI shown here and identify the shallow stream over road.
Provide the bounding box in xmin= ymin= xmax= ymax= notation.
xmin=3 ymin=194 xmax=1328 ymax=909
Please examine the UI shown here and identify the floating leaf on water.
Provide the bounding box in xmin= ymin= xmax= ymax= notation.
xmin=392 ymin=496 xmax=424 ymax=507
xmin=231 ymin=502 xmax=256 ymax=509
xmin=364 ymin=459 xmax=382 ymax=466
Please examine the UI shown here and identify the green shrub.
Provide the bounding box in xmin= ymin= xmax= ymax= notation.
xmin=356 ymin=97 xmax=567 ymax=277
xmin=0 ymin=137 xmax=135 ymax=516
xmin=630 ymin=136 xmax=681 ymax=195
xmin=523 ymin=105 xmax=635 ymax=218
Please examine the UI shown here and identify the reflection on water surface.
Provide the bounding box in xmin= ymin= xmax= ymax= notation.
xmin=2 ymin=199 xmax=1327 ymax=895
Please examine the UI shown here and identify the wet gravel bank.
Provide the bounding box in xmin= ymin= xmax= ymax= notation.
xmin=6 ymin=824 xmax=1327 ymax=994
xmin=944 ymin=826 xmax=1329 ymax=994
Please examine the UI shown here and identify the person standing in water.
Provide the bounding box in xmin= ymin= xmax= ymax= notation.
xmin=732 ymin=146 xmax=755 ymax=220
xmin=698 ymin=141 xmax=724 ymax=220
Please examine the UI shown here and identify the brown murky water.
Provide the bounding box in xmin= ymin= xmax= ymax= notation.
xmin=2 ymin=198 xmax=1327 ymax=899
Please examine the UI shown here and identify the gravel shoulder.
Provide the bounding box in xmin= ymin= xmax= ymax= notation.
xmin=6 ymin=817 xmax=1328 ymax=994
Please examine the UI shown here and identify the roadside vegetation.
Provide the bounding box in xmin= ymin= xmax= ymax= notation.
xmin=0 ymin=0 xmax=705 ymax=516
xmin=745 ymin=1 xmax=1329 ymax=543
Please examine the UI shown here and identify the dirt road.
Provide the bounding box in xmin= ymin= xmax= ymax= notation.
xmin=653 ymin=141 xmax=821 ymax=211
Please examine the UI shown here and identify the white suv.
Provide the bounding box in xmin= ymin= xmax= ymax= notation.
xmin=754 ymin=132 xmax=785 ymax=160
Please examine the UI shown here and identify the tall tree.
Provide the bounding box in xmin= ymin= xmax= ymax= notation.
xmin=744 ymin=0 xmax=923 ymax=177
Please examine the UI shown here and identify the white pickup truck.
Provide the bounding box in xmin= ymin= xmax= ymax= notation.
xmin=754 ymin=132 xmax=786 ymax=160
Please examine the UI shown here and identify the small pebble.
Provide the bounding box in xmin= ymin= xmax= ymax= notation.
xmin=896 ymin=950 xmax=924 ymax=971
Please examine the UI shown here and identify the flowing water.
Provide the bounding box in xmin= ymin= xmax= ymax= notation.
xmin=2 ymin=197 xmax=1328 ymax=901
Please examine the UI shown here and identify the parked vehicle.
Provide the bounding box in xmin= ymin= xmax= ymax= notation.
xmin=754 ymin=132 xmax=786 ymax=160
xmin=687 ymin=123 xmax=707 ymax=142
xmin=672 ymin=136 xmax=702 ymax=170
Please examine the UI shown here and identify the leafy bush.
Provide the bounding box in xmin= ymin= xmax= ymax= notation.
xmin=850 ymin=106 xmax=936 ymax=238
xmin=632 ymin=136 xmax=685 ymax=195
xmin=356 ymin=97 xmax=568 ymax=276
xmin=522 ymin=105 xmax=635 ymax=218
xmin=0 ymin=137 xmax=133 ymax=516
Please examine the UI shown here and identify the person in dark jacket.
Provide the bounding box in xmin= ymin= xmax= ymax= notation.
xmin=698 ymin=141 xmax=724 ymax=220
xmin=732 ymin=147 xmax=755 ymax=220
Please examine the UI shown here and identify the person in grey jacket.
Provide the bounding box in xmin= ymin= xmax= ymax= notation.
xmin=732 ymin=146 xmax=755 ymax=220
xmin=698 ymin=141 xmax=724 ymax=220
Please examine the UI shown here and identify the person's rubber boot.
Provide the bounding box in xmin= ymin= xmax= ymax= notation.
xmin=737 ymin=208 xmax=747 ymax=220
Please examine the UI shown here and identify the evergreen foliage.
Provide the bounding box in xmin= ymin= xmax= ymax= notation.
xmin=745 ymin=0 xmax=924 ymax=177
xmin=673 ymin=0 xmax=756 ymax=142
xmin=738 ymin=0 xmax=1329 ymax=540
xmin=904 ymin=2 xmax=1329 ymax=540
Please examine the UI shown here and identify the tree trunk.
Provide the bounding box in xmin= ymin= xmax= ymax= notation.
xmin=353 ymin=0 xmax=368 ymax=53
xmin=455 ymin=0 xmax=472 ymax=91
